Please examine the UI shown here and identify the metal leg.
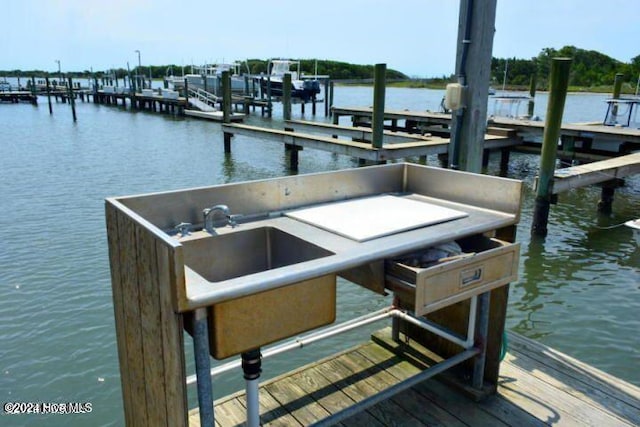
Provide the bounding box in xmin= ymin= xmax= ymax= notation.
xmin=193 ymin=308 xmax=214 ymax=426
xmin=391 ymin=316 xmax=400 ymax=342
xmin=242 ymin=349 xmax=262 ymax=427
xmin=472 ymin=292 xmax=491 ymax=389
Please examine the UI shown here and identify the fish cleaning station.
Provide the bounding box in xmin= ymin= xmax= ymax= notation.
xmin=106 ymin=163 xmax=524 ymax=426
xmin=104 ymin=1 xmax=640 ymax=425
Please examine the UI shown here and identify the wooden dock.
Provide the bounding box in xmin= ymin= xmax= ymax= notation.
xmin=331 ymin=106 xmax=640 ymax=156
xmin=0 ymin=90 xmax=38 ymax=104
xmin=221 ymin=120 xmax=516 ymax=167
xmin=189 ymin=328 xmax=640 ymax=426
xmin=550 ymin=152 xmax=640 ymax=194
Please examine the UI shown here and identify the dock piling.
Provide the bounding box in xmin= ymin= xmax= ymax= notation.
xmin=46 ymin=77 xmax=53 ymax=114
xmin=531 ymin=58 xmax=572 ymax=236
xmin=222 ymin=70 xmax=231 ymax=124
xmin=68 ymin=77 xmax=77 ymax=122
xmin=283 ymin=73 xmax=292 ymax=121
xmin=371 ymin=63 xmax=386 ymax=149
xmin=528 ymin=72 xmax=537 ymax=118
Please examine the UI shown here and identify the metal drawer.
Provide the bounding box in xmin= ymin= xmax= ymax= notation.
xmin=385 ymin=235 xmax=519 ymax=316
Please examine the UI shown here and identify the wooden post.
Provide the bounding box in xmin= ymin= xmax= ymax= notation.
xmin=371 ymin=63 xmax=386 ymax=149
xmin=597 ymin=180 xmax=618 ymax=214
xmin=324 ymin=79 xmax=329 ymax=116
xmin=46 ymin=77 xmax=53 ymax=114
xmin=329 ymin=81 xmax=334 ymax=117
xmin=222 ymin=70 xmax=231 ymax=123
xmin=527 ymin=72 xmax=537 ymax=118
xmin=68 ymin=77 xmax=77 ymax=122
xmin=611 ymin=73 xmax=624 ymax=119
xmin=283 ymin=73 xmax=292 ymax=121
xmin=531 ymin=58 xmax=572 ymax=237
xmin=449 ymin=0 xmax=497 ymax=173
xmin=266 ymin=74 xmax=272 ymax=118
xmin=105 ymin=202 xmax=189 ymax=427
xmin=183 ymin=78 xmax=189 ymax=107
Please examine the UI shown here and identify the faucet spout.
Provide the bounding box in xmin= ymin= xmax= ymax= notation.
xmin=203 ymin=204 xmax=232 ymax=234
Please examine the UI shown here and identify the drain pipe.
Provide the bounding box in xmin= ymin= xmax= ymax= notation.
xmin=450 ymin=0 xmax=474 ymax=170
xmin=242 ymin=349 xmax=262 ymax=427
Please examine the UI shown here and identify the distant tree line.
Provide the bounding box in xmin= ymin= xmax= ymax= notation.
xmin=492 ymin=45 xmax=640 ymax=91
xmin=0 ymin=60 xmax=408 ymax=81
xmin=3 ymin=47 xmax=638 ymax=90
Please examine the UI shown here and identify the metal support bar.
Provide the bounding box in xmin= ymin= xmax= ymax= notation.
xmin=193 ymin=308 xmax=214 ymax=426
xmin=310 ymin=348 xmax=480 ymax=427
xmin=393 ymin=307 xmax=474 ymax=349
xmin=186 ymin=307 xmax=396 ymax=385
xmin=186 ymin=303 xmax=477 ymax=386
xmin=472 ymin=292 xmax=491 ymax=389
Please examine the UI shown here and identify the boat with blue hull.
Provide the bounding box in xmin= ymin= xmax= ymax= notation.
xmin=257 ymin=59 xmax=321 ymax=101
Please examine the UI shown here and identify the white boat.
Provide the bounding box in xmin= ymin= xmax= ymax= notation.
xmin=603 ymin=97 xmax=640 ymax=128
xmin=256 ymin=59 xmax=321 ymax=101
xmin=165 ymin=63 xmax=247 ymax=97
xmin=489 ymin=94 xmax=535 ymax=120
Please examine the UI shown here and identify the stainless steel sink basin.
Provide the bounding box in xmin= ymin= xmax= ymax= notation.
xmin=182 ymin=226 xmax=334 ymax=281
xmin=182 ymin=226 xmax=337 ymax=359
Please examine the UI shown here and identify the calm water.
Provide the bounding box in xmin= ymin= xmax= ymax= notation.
xmin=0 ymin=86 xmax=638 ymax=426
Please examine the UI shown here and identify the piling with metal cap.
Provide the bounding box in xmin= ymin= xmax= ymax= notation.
xmin=371 ymin=63 xmax=386 ymax=149
xmin=531 ymin=57 xmax=572 ymax=237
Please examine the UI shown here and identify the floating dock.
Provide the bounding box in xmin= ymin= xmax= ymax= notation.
xmin=189 ymin=328 xmax=640 ymax=426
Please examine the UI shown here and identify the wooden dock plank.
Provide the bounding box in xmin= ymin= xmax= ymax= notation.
xmin=498 ymin=360 xmax=633 ymax=426
xmin=265 ymin=375 xmax=332 ymax=424
xmin=137 ymin=228 xmax=167 ymax=426
xmin=506 ymin=333 xmax=640 ymax=421
xmin=331 ymin=350 xmax=428 ymax=426
xmin=370 ymin=331 xmax=520 ymax=426
xmin=308 ymin=351 xmax=426 ymax=426
xmin=189 ymin=329 xmax=640 ymax=426
xmin=358 ymin=342 xmax=491 ymax=426
xmin=552 ymin=152 xmax=640 ymax=193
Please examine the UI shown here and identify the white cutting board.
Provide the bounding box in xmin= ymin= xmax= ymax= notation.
xmin=286 ymin=195 xmax=467 ymax=242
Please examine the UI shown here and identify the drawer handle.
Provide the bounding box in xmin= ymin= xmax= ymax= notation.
xmin=460 ymin=266 xmax=483 ymax=287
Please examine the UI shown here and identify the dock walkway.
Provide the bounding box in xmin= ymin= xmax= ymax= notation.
xmin=222 ymin=120 xmax=514 ymax=165
xmin=189 ymin=328 xmax=640 ymax=426
xmin=551 ymin=152 xmax=640 ymax=194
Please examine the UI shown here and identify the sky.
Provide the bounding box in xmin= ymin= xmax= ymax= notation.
xmin=2 ymin=0 xmax=639 ymax=77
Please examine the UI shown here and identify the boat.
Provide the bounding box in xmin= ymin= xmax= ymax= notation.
xmin=489 ymin=94 xmax=537 ymax=120
xmin=603 ymin=97 xmax=640 ymax=128
xmin=165 ymin=62 xmax=248 ymax=97
xmin=256 ymin=59 xmax=321 ymax=101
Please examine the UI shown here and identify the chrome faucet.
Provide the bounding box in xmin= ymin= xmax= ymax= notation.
xmin=203 ymin=204 xmax=236 ymax=233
